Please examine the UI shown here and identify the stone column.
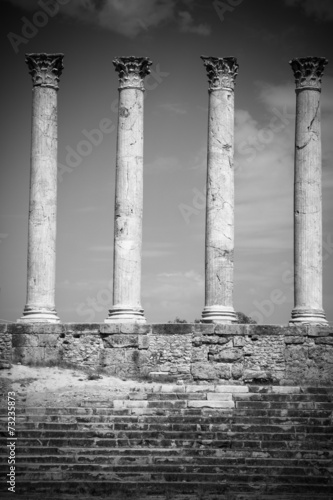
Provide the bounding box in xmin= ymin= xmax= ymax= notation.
xmin=289 ymin=57 xmax=328 ymax=325
xmin=105 ymin=56 xmax=152 ymax=323
xmin=19 ymin=53 xmax=64 ymax=323
xmin=200 ymin=56 xmax=238 ymax=323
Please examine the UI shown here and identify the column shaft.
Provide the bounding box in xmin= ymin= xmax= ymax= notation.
xmin=106 ymin=56 xmax=152 ymax=323
xmin=200 ymin=56 xmax=238 ymax=323
xmin=19 ymin=53 xmax=63 ymax=323
xmin=290 ymin=57 xmax=328 ymax=325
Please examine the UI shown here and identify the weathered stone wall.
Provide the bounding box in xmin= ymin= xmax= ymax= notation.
xmin=4 ymin=323 xmax=333 ymax=384
xmin=0 ymin=324 xmax=12 ymax=365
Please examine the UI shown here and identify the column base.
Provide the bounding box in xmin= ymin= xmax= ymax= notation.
xmin=289 ymin=307 xmax=329 ymax=325
xmin=18 ymin=306 xmax=60 ymax=323
xmin=105 ymin=306 xmax=146 ymax=324
xmin=201 ymin=305 xmax=237 ymax=324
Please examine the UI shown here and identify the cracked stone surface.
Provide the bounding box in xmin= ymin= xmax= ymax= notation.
xmin=290 ymin=57 xmax=328 ymax=325
xmin=107 ymin=58 xmax=151 ymax=323
xmin=19 ymin=54 xmax=64 ymax=323
xmin=201 ymin=57 xmax=237 ymax=324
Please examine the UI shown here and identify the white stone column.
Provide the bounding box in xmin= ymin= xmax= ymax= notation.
xmin=105 ymin=56 xmax=152 ymax=323
xmin=290 ymin=57 xmax=328 ymax=325
xmin=19 ymin=53 xmax=64 ymax=323
xmin=200 ymin=56 xmax=238 ymax=323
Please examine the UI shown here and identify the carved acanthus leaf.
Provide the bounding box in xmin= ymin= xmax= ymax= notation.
xmin=25 ymin=53 xmax=64 ymax=90
xmin=201 ymin=56 xmax=238 ymax=91
xmin=290 ymin=57 xmax=328 ymax=90
xmin=113 ymin=56 xmax=152 ymax=89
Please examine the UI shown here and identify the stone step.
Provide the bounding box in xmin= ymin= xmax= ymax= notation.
xmin=1 ymin=480 xmax=332 ymax=496
xmin=2 ymin=386 xmax=332 ymax=498
xmin=5 ymin=414 xmax=331 ymax=427
xmin=11 ymin=438 xmax=333 ymax=451
xmin=4 ymin=429 xmax=333 ymax=442
xmin=2 ymin=469 xmax=332 ymax=483
xmin=6 ymin=422 xmax=333 ymax=433
xmin=2 ymin=447 xmax=332 ymax=459
xmin=2 ymin=463 xmax=332 ymax=476
xmin=2 ymin=452 xmax=333 ymax=470
xmin=3 ymin=454 xmax=333 ymax=467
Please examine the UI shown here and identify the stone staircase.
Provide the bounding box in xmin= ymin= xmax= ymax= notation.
xmin=1 ymin=384 xmax=333 ymax=499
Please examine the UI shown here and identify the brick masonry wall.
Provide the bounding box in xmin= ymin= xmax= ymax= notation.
xmin=4 ymin=323 xmax=333 ymax=384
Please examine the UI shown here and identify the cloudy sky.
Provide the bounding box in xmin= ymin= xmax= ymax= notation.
xmin=0 ymin=0 xmax=332 ymax=324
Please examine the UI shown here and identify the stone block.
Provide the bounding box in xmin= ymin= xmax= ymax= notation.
xmin=102 ymin=334 xmax=138 ymax=348
xmin=12 ymin=333 xmax=39 ymax=347
xmin=113 ymin=400 xmax=148 ymax=409
xmin=153 ymin=384 xmax=185 ymax=393
xmin=231 ymin=362 xmax=244 ymax=380
xmin=0 ymin=324 xmax=7 ymax=333
xmin=66 ymin=323 xmax=100 ymax=333
xmin=307 ymin=326 xmax=333 ymax=337
xmin=185 ymin=385 xmax=215 ymax=393
xmin=314 ymin=337 xmax=333 ymax=345
xmin=120 ymin=324 xmax=151 ymax=334
xmin=100 ymin=348 xmax=142 ymax=377
xmin=207 ymin=393 xmax=232 ymax=400
xmin=8 ymin=323 xmax=66 ymax=335
xmin=12 ymin=332 xmax=59 ymax=348
xmin=192 ymin=324 xmax=215 ymax=334
xmin=152 ymin=324 xmax=192 ymax=335
xmin=233 ymin=336 xmax=245 ymax=347
xmin=99 ymin=324 xmax=120 ymax=334
xmin=243 ymin=369 xmax=273 ymax=382
xmin=12 ymin=346 xmax=59 ymax=365
xmin=191 ymin=346 xmax=209 ymax=362
xmin=215 ymin=385 xmax=248 ymax=393
xmin=188 ymin=400 xmax=234 ymax=408
xmin=138 ymin=335 xmax=149 ymax=349
xmin=209 ymin=348 xmax=243 ymax=362
xmin=191 ymin=362 xmax=231 ymax=380
xmin=271 ymin=386 xmax=301 ymax=394
xmin=284 ymin=336 xmax=305 ymax=344
xmin=214 ymin=325 xmax=248 ymax=335
xmin=128 ymin=393 xmax=148 ymax=400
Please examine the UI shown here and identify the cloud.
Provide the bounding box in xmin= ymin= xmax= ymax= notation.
xmin=285 ymin=0 xmax=333 ymax=20
xmin=96 ymin=0 xmax=175 ymax=36
xmin=157 ymin=102 xmax=188 ymax=115
xmin=178 ymin=10 xmax=211 ymax=35
xmin=4 ymin=0 xmax=176 ymax=36
xmin=5 ymin=0 xmax=211 ymax=37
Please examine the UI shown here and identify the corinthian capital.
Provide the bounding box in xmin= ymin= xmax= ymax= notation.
xmin=290 ymin=57 xmax=328 ymax=91
xmin=201 ymin=56 xmax=238 ymax=91
xmin=113 ymin=56 xmax=152 ymax=89
xmin=25 ymin=53 xmax=64 ymax=90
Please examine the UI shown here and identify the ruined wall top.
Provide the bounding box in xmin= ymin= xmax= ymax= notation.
xmin=290 ymin=56 xmax=328 ymax=91
xmin=113 ymin=56 xmax=152 ymax=90
xmin=201 ymin=56 xmax=238 ymax=91
xmin=25 ymin=53 xmax=64 ymax=90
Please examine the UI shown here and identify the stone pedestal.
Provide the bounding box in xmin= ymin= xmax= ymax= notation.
xmin=289 ymin=57 xmax=328 ymax=325
xmin=105 ymin=57 xmax=152 ymax=324
xmin=19 ymin=53 xmax=64 ymax=323
xmin=200 ymin=57 xmax=238 ymax=324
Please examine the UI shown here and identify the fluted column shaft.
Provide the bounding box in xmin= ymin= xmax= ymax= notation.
xmin=19 ymin=53 xmax=64 ymax=323
xmin=290 ymin=57 xmax=328 ymax=325
xmin=106 ymin=56 xmax=152 ymax=323
xmin=201 ymin=57 xmax=238 ymax=323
